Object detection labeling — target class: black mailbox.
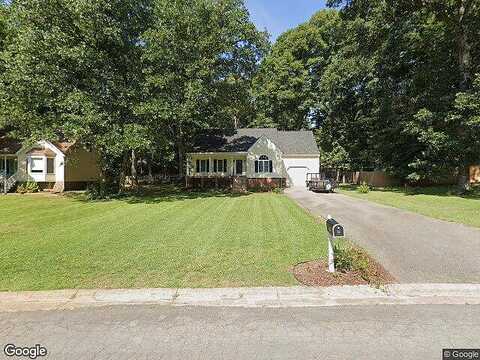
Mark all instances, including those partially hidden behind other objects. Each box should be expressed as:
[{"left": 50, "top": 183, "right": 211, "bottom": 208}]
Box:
[{"left": 326, "top": 218, "right": 345, "bottom": 238}]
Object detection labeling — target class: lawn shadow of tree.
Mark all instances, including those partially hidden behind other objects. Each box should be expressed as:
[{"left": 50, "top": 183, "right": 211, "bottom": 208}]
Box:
[{"left": 67, "top": 184, "right": 253, "bottom": 204}]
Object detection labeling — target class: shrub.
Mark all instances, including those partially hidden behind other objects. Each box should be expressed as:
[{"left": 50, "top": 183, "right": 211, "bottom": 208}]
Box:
[
  {"left": 357, "top": 181, "right": 370, "bottom": 194},
  {"left": 16, "top": 181, "right": 39, "bottom": 194},
  {"left": 334, "top": 243, "right": 370, "bottom": 276},
  {"left": 86, "top": 182, "right": 117, "bottom": 200}
]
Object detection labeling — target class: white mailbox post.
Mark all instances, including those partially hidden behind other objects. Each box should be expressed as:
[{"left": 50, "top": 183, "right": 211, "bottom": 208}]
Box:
[{"left": 325, "top": 215, "right": 345, "bottom": 273}]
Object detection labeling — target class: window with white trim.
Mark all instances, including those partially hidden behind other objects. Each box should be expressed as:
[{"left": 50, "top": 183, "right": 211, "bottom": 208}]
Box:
[
  {"left": 30, "top": 157, "right": 44, "bottom": 173},
  {"left": 255, "top": 155, "right": 273, "bottom": 173},
  {"left": 196, "top": 159, "right": 210, "bottom": 173},
  {"left": 47, "top": 158, "right": 55, "bottom": 174},
  {"left": 214, "top": 159, "right": 227, "bottom": 173}
]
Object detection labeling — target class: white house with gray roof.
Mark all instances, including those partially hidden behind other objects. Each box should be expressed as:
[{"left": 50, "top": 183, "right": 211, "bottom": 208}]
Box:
[{"left": 186, "top": 128, "right": 320, "bottom": 189}]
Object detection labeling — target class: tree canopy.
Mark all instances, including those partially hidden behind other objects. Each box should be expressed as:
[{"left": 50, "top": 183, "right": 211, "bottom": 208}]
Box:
[
  {"left": 1, "top": 0, "right": 478, "bottom": 186},
  {"left": 252, "top": 1, "right": 480, "bottom": 183},
  {"left": 0, "top": 0, "right": 268, "bottom": 185}
]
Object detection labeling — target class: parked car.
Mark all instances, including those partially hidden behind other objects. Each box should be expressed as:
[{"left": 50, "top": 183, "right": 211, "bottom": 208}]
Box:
[{"left": 306, "top": 173, "right": 337, "bottom": 193}]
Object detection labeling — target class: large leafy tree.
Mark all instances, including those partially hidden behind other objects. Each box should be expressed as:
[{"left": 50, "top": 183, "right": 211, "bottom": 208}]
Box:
[
  {"left": 256, "top": 1, "right": 480, "bottom": 183},
  {"left": 252, "top": 10, "right": 341, "bottom": 130},
  {"left": 0, "top": 0, "right": 152, "bottom": 185},
  {"left": 0, "top": 1, "right": 8, "bottom": 53},
  {"left": 324, "top": 0, "right": 480, "bottom": 184},
  {"left": 139, "top": 0, "right": 268, "bottom": 175},
  {"left": 0, "top": 0, "right": 12, "bottom": 129}
]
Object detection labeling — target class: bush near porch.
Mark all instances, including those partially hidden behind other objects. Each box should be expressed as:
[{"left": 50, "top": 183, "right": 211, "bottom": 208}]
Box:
[{"left": 0, "top": 188, "right": 327, "bottom": 291}]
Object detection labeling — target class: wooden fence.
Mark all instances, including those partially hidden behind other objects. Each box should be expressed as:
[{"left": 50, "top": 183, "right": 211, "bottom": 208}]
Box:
[{"left": 320, "top": 168, "right": 400, "bottom": 187}]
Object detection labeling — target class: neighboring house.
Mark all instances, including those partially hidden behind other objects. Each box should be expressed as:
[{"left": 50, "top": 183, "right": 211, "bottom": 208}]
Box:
[
  {"left": 471, "top": 165, "right": 480, "bottom": 184},
  {"left": 187, "top": 128, "right": 320, "bottom": 190},
  {"left": 0, "top": 133, "right": 101, "bottom": 193}
]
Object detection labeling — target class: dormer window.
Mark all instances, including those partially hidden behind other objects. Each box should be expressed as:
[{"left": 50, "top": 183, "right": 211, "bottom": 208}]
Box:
[{"left": 255, "top": 155, "right": 273, "bottom": 173}]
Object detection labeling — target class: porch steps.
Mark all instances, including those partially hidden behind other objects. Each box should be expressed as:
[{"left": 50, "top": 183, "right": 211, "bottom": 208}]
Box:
[{"left": 1, "top": 173, "right": 17, "bottom": 194}]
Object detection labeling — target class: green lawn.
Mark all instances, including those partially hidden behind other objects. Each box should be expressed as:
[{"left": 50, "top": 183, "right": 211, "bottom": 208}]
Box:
[
  {"left": 339, "top": 185, "right": 480, "bottom": 228},
  {"left": 0, "top": 189, "right": 326, "bottom": 291}
]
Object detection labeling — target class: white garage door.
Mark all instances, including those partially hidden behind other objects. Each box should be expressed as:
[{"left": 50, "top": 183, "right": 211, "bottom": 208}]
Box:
[{"left": 287, "top": 166, "right": 308, "bottom": 187}]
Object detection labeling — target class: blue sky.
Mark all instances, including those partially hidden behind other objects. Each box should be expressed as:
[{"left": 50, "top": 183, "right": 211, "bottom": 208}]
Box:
[{"left": 244, "top": 0, "right": 328, "bottom": 41}]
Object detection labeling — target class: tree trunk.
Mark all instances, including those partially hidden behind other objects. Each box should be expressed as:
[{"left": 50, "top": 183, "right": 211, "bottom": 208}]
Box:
[
  {"left": 177, "top": 126, "right": 185, "bottom": 177},
  {"left": 457, "top": 165, "right": 471, "bottom": 193},
  {"left": 118, "top": 152, "right": 129, "bottom": 193},
  {"left": 131, "top": 149, "right": 138, "bottom": 190},
  {"left": 457, "top": 0, "right": 472, "bottom": 91},
  {"left": 455, "top": 0, "right": 472, "bottom": 193},
  {"left": 147, "top": 158, "right": 153, "bottom": 184}
]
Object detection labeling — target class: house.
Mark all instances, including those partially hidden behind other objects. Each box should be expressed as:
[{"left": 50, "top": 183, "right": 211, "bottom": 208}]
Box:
[
  {"left": 471, "top": 165, "right": 480, "bottom": 184},
  {"left": 186, "top": 128, "right": 320, "bottom": 190},
  {"left": 0, "top": 132, "right": 101, "bottom": 194}
]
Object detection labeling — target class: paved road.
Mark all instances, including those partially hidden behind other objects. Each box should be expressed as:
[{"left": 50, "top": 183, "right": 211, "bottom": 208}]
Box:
[
  {"left": 1, "top": 304, "right": 479, "bottom": 360},
  {"left": 286, "top": 187, "right": 480, "bottom": 283}
]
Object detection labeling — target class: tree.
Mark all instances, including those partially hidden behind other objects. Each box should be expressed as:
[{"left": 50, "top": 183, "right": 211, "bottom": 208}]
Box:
[
  {"left": 0, "top": 0, "right": 153, "bottom": 187},
  {"left": 252, "top": 10, "right": 341, "bottom": 130},
  {"left": 321, "top": 0, "right": 480, "bottom": 185},
  {"left": 139, "top": 0, "right": 268, "bottom": 175},
  {"left": 0, "top": 0, "right": 12, "bottom": 129}
]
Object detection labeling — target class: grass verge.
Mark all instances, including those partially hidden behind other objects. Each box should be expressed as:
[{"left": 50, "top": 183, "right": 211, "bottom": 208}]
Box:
[{"left": 339, "top": 185, "right": 480, "bottom": 228}]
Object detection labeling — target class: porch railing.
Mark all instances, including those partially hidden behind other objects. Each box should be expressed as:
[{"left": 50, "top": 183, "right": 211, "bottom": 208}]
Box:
[{"left": 0, "top": 171, "right": 17, "bottom": 194}]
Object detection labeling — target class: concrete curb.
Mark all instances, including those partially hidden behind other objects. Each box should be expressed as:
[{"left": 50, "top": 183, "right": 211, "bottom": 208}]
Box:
[{"left": 1, "top": 284, "right": 480, "bottom": 312}]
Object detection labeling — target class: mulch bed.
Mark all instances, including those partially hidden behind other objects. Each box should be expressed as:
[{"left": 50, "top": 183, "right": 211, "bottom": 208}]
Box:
[{"left": 292, "top": 258, "right": 396, "bottom": 287}]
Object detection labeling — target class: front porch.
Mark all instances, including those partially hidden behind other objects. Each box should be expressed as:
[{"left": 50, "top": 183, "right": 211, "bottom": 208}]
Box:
[
  {"left": 1, "top": 155, "right": 18, "bottom": 194},
  {"left": 185, "top": 152, "right": 286, "bottom": 192},
  {"left": 186, "top": 154, "right": 248, "bottom": 191},
  {"left": 186, "top": 175, "right": 286, "bottom": 192}
]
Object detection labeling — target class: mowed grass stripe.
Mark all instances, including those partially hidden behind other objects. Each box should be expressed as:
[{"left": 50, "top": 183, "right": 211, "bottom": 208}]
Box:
[{"left": 0, "top": 191, "right": 327, "bottom": 291}]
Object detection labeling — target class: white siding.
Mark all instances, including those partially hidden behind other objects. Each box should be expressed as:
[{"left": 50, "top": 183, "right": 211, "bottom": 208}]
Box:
[
  {"left": 246, "top": 136, "right": 286, "bottom": 179},
  {"left": 15, "top": 141, "right": 65, "bottom": 183}
]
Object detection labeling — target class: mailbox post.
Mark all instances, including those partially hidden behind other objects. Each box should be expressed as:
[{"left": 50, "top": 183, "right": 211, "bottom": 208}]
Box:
[{"left": 325, "top": 215, "right": 345, "bottom": 273}]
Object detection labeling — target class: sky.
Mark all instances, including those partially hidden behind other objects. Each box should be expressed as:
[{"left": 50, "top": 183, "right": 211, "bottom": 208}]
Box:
[{"left": 244, "top": 0, "right": 328, "bottom": 41}]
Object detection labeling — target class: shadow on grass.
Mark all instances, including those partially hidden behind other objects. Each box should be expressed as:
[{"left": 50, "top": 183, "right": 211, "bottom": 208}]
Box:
[
  {"left": 339, "top": 184, "right": 480, "bottom": 200},
  {"left": 66, "top": 184, "right": 253, "bottom": 204}
]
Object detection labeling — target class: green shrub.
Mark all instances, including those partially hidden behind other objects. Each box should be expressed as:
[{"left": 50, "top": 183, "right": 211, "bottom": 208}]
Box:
[
  {"left": 86, "top": 182, "right": 117, "bottom": 200},
  {"left": 16, "top": 181, "right": 39, "bottom": 194},
  {"left": 334, "top": 243, "right": 370, "bottom": 275},
  {"left": 357, "top": 182, "right": 370, "bottom": 194}
]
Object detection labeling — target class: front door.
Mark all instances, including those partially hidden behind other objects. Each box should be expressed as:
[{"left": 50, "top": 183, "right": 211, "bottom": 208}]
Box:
[{"left": 235, "top": 160, "right": 243, "bottom": 175}]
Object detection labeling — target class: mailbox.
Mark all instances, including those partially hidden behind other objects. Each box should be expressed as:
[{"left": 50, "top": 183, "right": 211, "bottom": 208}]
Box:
[
  {"left": 326, "top": 218, "right": 345, "bottom": 238},
  {"left": 325, "top": 216, "right": 345, "bottom": 273}
]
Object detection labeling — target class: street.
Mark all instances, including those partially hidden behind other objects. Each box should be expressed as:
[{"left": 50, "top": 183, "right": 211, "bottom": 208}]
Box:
[{"left": 2, "top": 304, "right": 479, "bottom": 360}]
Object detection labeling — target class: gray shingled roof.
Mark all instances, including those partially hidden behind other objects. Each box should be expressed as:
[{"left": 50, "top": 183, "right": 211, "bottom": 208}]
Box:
[{"left": 192, "top": 128, "right": 320, "bottom": 155}]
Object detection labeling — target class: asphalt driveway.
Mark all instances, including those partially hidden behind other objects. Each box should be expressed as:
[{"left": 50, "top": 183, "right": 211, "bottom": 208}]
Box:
[{"left": 286, "top": 187, "right": 480, "bottom": 283}]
